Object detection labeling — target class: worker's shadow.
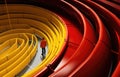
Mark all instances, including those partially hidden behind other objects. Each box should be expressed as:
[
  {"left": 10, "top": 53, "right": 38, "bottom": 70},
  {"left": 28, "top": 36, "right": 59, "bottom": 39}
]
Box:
[{"left": 41, "top": 54, "right": 45, "bottom": 60}]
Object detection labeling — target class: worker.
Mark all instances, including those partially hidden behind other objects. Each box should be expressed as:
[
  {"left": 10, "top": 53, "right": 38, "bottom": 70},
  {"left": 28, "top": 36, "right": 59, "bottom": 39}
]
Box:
[{"left": 40, "top": 38, "right": 47, "bottom": 58}]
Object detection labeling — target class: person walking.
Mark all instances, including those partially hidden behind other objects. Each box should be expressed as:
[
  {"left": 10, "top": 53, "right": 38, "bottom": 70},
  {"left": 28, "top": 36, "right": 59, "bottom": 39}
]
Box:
[{"left": 40, "top": 38, "right": 47, "bottom": 58}]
